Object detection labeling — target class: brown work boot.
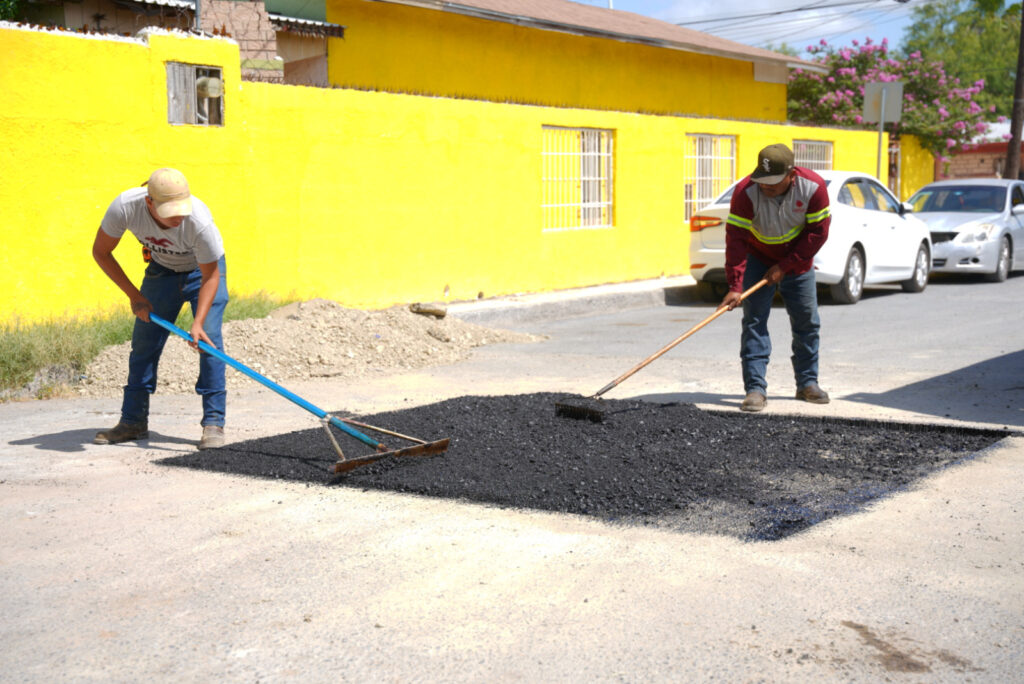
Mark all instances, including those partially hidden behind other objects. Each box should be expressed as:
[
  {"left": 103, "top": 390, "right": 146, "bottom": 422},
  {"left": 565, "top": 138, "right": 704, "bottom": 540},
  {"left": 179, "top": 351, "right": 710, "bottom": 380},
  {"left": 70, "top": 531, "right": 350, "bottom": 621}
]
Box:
[
  {"left": 740, "top": 391, "right": 767, "bottom": 412},
  {"left": 198, "top": 425, "right": 225, "bottom": 450},
  {"left": 94, "top": 422, "right": 149, "bottom": 445},
  {"left": 795, "top": 383, "right": 830, "bottom": 404}
]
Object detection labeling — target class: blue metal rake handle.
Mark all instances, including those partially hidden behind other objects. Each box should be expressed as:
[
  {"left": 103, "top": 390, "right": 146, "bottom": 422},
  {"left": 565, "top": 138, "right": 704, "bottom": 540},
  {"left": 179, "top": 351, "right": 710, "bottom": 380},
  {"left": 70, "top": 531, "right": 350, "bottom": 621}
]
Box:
[{"left": 148, "top": 313, "right": 384, "bottom": 451}]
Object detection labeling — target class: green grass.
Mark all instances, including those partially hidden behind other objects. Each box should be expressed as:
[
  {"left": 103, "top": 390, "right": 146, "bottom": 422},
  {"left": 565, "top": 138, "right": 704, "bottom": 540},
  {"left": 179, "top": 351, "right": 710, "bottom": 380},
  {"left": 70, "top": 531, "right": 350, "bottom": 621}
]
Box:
[{"left": 0, "top": 291, "right": 296, "bottom": 399}]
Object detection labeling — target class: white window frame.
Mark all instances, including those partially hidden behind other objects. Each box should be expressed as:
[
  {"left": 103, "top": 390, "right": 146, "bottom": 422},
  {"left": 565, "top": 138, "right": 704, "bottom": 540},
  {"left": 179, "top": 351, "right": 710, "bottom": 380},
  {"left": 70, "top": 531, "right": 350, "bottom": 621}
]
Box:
[
  {"left": 683, "top": 134, "right": 735, "bottom": 220},
  {"left": 542, "top": 126, "right": 614, "bottom": 231},
  {"left": 793, "top": 139, "right": 833, "bottom": 171},
  {"left": 167, "top": 62, "right": 224, "bottom": 126}
]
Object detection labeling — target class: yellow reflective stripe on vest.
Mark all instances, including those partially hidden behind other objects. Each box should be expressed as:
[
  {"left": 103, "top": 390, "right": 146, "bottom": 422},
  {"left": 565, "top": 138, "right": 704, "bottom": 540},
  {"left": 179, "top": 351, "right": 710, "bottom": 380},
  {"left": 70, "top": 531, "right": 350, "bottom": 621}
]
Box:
[
  {"left": 730, "top": 213, "right": 804, "bottom": 244},
  {"left": 748, "top": 223, "right": 805, "bottom": 245},
  {"left": 727, "top": 213, "right": 752, "bottom": 229},
  {"left": 806, "top": 206, "right": 831, "bottom": 223}
]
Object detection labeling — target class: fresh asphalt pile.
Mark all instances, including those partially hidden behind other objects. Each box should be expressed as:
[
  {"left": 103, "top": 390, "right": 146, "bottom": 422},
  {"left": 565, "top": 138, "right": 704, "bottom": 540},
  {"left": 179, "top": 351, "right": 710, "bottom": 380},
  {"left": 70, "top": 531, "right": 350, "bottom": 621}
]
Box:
[{"left": 158, "top": 392, "right": 1009, "bottom": 540}]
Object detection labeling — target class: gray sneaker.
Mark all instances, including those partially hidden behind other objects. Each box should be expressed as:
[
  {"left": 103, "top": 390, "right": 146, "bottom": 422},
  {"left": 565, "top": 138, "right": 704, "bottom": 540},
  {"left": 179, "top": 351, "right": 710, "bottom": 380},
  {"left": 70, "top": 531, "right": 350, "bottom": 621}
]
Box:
[
  {"left": 94, "top": 422, "right": 149, "bottom": 445},
  {"left": 198, "top": 425, "right": 225, "bottom": 450},
  {"left": 740, "top": 391, "right": 767, "bottom": 412}
]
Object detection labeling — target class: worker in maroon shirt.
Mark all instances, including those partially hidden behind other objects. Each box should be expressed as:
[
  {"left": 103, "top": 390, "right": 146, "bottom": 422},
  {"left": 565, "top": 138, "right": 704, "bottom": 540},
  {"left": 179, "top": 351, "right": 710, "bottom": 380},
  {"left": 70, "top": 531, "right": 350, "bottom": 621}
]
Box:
[{"left": 720, "top": 144, "right": 831, "bottom": 412}]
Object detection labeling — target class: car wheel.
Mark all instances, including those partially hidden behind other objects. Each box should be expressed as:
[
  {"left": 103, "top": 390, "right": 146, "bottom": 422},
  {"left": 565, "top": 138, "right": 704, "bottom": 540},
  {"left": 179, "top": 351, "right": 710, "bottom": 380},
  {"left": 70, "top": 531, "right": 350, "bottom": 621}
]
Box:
[
  {"left": 696, "top": 280, "right": 729, "bottom": 303},
  {"left": 830, "top": 247, "right": 864, "bottom": 304},
  {"left": 984, "top": 235, "right": 1011, "bottom": 282},
  {"left": 901, "top": 243, "right": 929, "bottom": 293}
]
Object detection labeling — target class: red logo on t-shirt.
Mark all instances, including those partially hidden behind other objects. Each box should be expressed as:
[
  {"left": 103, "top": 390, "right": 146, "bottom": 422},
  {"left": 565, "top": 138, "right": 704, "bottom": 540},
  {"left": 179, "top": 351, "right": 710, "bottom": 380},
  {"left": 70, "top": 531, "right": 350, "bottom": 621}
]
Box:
[
  {"left": 145, "top": 237, "right": 173, "bottom": 247},
  {"left": 796, "top": 200, "right": 805, "bottom": 208}
]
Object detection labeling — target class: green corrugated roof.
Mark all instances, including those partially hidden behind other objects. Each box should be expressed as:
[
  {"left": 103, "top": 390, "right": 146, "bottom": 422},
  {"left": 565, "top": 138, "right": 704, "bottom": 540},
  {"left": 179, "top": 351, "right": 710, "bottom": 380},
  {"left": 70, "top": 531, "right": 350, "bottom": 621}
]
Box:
[{"left": 263, "top": 0, "right": 324, "bottom": 22}]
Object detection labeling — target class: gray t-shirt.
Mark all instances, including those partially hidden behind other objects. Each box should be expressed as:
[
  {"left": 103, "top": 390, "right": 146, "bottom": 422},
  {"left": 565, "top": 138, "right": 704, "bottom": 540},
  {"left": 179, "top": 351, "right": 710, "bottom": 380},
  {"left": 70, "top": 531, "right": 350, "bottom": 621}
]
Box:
[{"left": 100, "top": 187, "right": 225, "bottom": 272}]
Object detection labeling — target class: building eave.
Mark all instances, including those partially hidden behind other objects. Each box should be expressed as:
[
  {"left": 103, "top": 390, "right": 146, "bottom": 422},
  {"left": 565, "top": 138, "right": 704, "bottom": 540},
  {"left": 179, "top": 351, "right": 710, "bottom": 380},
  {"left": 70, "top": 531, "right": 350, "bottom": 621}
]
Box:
[{"left": 267, "top": 12, "right": 346, "bottom": 38}]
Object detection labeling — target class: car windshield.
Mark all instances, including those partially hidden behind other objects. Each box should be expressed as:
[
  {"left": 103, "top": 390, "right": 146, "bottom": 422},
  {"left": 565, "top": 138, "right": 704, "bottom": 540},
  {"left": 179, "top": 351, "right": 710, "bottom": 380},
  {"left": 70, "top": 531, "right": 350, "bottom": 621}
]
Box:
[
  {"left": 909, "top": 185, "right": 1006, "bottom": 213},
  {"left": 714, "top": 185, "right": 736, "bottom": 204}
]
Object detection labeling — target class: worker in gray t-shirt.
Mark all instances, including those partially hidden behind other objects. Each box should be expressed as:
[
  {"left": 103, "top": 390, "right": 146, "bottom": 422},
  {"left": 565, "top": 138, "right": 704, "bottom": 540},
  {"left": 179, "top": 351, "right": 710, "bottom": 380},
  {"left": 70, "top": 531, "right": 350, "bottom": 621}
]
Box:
[{"left": 91, "top": 168, "right": 229, "bottom": 450}]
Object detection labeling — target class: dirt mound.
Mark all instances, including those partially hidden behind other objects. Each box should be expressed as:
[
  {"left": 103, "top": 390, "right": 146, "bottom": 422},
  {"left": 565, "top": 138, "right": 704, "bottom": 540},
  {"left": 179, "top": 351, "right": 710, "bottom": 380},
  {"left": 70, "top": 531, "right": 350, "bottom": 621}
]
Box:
[{"left": 75, "top": 299, "right": 541, "bottom": 398}]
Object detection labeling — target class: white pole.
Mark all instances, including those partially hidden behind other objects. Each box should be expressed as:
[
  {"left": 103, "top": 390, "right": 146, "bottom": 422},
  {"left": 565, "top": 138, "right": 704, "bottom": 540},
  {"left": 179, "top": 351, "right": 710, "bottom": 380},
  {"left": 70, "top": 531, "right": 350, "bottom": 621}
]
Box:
[{"left": 876, "top": 87, "right": 887, "bottom": 179}]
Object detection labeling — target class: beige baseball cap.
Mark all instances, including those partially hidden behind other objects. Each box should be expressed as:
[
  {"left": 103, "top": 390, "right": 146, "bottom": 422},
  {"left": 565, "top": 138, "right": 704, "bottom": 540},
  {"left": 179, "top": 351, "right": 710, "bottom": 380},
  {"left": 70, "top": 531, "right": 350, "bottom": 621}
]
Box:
[{"left": 147, "top": 168, "right": 193, "bottom": 218}]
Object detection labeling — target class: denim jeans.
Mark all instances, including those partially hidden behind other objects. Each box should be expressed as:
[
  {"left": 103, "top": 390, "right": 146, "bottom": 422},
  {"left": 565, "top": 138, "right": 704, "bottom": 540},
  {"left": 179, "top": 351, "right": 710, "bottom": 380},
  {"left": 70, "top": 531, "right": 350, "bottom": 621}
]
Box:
[
  {"left": 120, "top": 257, "right": 228, "bottom": 427},
  {"left": 740, "top": 254, "right": 820, "bottom": 395}
]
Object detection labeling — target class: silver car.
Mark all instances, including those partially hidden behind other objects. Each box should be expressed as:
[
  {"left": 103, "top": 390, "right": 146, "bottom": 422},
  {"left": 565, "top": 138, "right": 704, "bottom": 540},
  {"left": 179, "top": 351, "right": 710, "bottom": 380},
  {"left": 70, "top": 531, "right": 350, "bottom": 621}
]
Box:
[
  {"left": 688, "top": 170, "right": 932, "bottom": 304},
  {"left": 906, "top": 178, "right": 1024, "bottom": 282}
]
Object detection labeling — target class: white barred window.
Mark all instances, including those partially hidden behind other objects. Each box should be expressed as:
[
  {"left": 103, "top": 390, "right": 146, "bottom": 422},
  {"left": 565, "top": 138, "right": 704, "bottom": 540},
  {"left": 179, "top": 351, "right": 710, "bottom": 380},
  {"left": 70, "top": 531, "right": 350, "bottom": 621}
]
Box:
[
  {"left": 542, "top": 126, "right": 614, "bottom": 231},
  {"left": 793, "top": 140, "right": 833, "bottom": 171},
  {"left": 683, "top": 134, "right": 735, "bottom": 220}
]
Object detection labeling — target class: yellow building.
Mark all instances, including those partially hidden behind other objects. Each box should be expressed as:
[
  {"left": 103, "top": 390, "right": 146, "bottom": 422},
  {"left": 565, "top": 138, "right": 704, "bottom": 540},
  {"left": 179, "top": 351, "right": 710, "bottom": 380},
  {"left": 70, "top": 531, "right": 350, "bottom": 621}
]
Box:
[{"left": 0, "top": 1, "right": 927, "bottom": 323}]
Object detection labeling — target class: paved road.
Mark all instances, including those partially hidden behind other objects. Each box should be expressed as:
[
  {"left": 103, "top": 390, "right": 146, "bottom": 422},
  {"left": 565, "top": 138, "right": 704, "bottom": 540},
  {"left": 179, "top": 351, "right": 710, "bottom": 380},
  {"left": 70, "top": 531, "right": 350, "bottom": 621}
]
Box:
[
  {"left": 1, "top": 274, "right": 1022, "bottom": 682},
  {"left": 469, "top": 273, "right": 1024, "bottom": 430}
]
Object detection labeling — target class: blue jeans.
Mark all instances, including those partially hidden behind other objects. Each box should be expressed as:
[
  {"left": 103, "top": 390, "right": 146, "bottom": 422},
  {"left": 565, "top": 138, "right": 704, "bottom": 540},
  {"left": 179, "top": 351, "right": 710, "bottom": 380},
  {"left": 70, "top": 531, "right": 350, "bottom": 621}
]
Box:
[
  {"left": 120, "top": 257, "right": 228, "bottom": 427},
  {"left": 740, "top": 254, "right": 821, "bottom": 395}
]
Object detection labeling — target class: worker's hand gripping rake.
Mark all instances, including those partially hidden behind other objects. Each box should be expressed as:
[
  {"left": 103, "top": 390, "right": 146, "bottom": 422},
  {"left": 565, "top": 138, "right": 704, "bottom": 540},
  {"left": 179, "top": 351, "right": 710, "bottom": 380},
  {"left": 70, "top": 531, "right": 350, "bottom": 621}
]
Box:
[{"left": 149, "top": 313, "right": 450, "bottom": 473}]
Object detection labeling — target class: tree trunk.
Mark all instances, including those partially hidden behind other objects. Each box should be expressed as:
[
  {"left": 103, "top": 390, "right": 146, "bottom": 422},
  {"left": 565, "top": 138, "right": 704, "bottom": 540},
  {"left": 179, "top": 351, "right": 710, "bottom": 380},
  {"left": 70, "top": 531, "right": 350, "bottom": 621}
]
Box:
[{"left": 1006, "top": 2, "right": 1024, "bottom": 179}]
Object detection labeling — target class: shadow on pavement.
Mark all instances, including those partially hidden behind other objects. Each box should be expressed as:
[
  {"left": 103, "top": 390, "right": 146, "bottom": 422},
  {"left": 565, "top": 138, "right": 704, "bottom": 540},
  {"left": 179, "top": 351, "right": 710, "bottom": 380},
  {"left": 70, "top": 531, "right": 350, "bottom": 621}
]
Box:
[
  {"left": 842, "top": 349, "right": 1024, "bottom": 428},
  {"left": 9, "top": 430, "right": 197, "bottom": 453},
  {"left": 635, "top": 350, "right": 1024, "bottom": 429},
  {"left": 635, "top": 391, "right": 742, "bottom": 411}
]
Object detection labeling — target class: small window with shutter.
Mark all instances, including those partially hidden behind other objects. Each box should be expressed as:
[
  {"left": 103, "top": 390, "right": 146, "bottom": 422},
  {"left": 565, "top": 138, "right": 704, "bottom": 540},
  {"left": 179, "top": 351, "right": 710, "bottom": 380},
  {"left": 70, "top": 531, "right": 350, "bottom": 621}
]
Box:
[{"left": 166, "top": 63, "right": 224, "bottom": 126}]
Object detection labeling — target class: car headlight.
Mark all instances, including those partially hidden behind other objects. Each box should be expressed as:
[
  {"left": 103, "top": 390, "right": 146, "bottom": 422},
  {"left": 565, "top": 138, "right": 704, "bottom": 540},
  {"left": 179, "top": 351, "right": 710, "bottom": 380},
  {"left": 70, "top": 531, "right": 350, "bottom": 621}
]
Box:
[{"left": 959, "top": 223, "right": 998, "bottom": 243}]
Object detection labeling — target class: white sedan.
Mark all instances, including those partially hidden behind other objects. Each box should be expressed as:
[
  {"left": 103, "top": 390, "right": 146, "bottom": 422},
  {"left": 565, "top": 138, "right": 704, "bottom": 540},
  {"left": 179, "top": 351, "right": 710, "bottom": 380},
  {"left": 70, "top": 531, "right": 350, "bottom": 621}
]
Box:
[
  {"left": 907, "top": 178, "right": 1024, "bottom": 282},
  {"left": 688, "top": 170, "right": 932, "bottom": 304}
]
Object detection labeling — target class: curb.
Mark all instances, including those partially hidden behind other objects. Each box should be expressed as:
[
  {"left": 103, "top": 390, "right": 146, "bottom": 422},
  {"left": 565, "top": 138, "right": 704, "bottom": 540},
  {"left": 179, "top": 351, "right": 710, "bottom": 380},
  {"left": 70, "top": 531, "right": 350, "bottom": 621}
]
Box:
[{"left": 445, "top": 276, "right": 699, "bottom": 327}]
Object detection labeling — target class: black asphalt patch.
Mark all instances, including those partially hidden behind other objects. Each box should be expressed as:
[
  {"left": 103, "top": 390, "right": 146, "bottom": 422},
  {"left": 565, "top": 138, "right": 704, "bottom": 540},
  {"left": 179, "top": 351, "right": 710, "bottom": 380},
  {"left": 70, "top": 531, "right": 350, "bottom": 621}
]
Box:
[{"left": 157, "top": 392, "right": 1010, "bottom": 540}]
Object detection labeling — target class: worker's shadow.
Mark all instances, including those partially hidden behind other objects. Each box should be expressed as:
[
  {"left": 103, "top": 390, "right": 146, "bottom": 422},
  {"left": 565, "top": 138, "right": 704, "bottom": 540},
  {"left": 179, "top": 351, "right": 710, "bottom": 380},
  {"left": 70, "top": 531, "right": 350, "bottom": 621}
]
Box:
[
  {"left": 634, "top": 391, "right": 740, "bottom": 411},
  {"left": 9, "top": 430, "right": 196, "bottom": 453},
  {"left": 632, "top": 349, "right": 1024, "bottom": 428}
]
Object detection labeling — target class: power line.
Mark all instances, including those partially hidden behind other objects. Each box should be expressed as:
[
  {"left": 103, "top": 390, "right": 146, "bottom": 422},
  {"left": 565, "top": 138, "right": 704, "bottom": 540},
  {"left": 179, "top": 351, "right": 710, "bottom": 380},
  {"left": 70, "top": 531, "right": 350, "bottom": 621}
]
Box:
[
  {"left": 670, "top": 0, "right": 932, "bottom": 49},
  {"left": 724, "top": 1, "right": 908, "bottom": 44},
  {"left": 675, "top": 0, "right": 893, "bottom": 28}
]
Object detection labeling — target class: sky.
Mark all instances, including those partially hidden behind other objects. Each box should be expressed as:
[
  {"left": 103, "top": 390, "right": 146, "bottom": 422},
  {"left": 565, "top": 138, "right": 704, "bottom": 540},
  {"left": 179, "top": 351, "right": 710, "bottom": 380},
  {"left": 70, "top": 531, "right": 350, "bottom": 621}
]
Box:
[{"left": 573, "top": 0, "right": 947, "bottom": 56}]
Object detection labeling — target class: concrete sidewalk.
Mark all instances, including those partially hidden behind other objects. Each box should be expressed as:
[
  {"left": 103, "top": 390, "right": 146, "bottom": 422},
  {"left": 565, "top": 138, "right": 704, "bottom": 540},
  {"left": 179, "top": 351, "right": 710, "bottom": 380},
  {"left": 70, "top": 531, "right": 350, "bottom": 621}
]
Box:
[
  {"left": 2, "top": 278, "right": 1022, "bottom": 683},
  {"left": 446, "top": 275, "right": 698, "bottom": 326}
]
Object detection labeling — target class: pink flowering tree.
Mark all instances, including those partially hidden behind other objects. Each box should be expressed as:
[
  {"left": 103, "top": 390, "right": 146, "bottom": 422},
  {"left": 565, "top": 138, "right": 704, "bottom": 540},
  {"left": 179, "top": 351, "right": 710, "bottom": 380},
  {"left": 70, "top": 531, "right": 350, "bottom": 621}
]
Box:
[{"left": 788, "top": 37, "right": 996, "bottom": 161}]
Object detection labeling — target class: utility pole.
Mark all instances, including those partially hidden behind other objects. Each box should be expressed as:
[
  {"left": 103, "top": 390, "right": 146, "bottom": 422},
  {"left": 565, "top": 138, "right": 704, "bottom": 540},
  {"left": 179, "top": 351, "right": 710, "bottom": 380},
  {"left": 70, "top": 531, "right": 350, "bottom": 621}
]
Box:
[{"left": 1006, "top": 2, "right": 1024, "bottom": 179}]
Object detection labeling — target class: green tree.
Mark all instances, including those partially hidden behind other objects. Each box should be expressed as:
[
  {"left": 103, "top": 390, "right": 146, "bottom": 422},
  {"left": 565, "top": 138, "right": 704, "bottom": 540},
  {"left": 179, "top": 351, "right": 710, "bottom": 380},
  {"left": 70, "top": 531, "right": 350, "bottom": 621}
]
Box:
[
  {"left": 0, "top": 0, "right": 22, "bottom": 21},
  {"left": 763, "top": 43, "right": 800, "bottom": 58},
  {"left": 901, "top": 0, "right": 1021, "bottom": 118},
  {"left": 788, "top": 38, "right": 992, "bottom": 159}
]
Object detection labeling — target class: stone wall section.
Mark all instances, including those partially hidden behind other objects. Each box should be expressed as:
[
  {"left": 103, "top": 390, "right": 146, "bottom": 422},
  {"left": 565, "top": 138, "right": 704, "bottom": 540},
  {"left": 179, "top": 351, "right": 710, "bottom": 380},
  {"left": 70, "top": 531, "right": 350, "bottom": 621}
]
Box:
[{"left": 201, "top": 0, "right": 282, "bottom": 82}]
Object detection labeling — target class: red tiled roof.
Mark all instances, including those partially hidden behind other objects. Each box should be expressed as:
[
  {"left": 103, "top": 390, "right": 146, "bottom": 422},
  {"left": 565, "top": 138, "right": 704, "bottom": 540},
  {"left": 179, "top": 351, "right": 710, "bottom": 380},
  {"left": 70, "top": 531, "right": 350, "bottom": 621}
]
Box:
[{"left": 372, "top": 0, "right": 821, "bottom": 70}]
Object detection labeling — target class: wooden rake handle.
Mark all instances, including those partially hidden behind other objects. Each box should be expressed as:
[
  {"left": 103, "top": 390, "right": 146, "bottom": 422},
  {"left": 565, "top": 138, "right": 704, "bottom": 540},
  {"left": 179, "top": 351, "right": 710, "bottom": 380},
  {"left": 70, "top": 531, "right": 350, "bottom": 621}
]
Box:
[{"left": 593, "top": 278, "right": 770, "bottom": 399}]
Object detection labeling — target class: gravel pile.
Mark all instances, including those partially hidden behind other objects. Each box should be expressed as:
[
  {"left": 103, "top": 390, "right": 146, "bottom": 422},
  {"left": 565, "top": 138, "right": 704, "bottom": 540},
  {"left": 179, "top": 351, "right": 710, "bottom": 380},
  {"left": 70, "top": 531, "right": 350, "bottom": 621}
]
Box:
[{"left": 75, "top": 299, "right": 541, "bottom": 398}]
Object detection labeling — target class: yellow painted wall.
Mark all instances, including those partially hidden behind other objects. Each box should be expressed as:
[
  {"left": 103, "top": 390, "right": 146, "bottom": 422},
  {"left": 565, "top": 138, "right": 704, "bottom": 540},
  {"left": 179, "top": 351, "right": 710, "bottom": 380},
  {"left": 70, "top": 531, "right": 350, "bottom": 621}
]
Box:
[
  {"left": 324, "top": 0, "right": 788, "bottom": 122},
  {"left": 898, "top": 134, "right": 935, "bottom": 200},
  {"left": 1, "top": 26, "right": 913, "bottom": 324},
  {"left": 1, "top": 28, "right": 242, "bottom": 323}
]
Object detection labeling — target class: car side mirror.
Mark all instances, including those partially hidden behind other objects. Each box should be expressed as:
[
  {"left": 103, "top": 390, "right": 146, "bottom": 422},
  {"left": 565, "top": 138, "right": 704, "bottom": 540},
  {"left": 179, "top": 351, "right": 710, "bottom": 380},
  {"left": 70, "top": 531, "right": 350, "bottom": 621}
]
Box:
[
  {"left": 1012, "top": 203, "right": 1024, "bottom": 215},
  {"left": 899, "top": 201, "right": 914, "bottom": 215}
]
